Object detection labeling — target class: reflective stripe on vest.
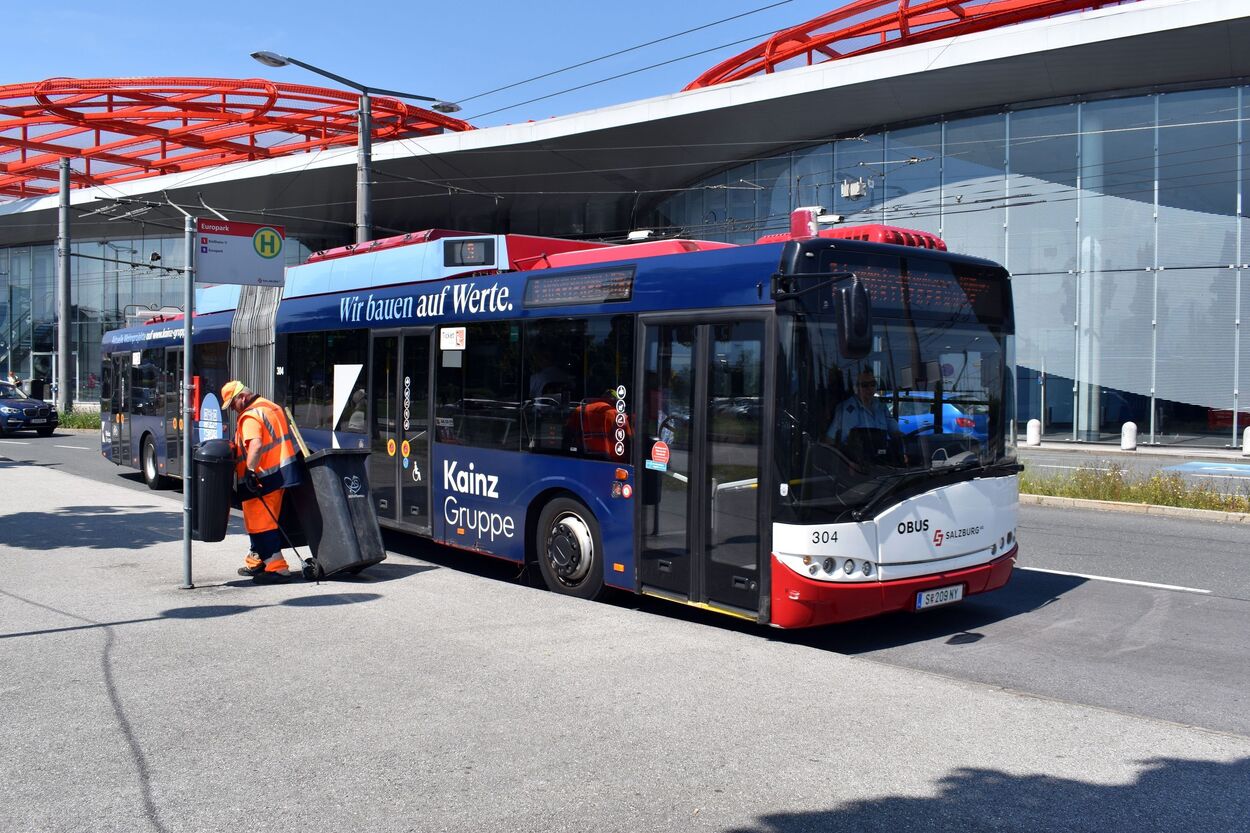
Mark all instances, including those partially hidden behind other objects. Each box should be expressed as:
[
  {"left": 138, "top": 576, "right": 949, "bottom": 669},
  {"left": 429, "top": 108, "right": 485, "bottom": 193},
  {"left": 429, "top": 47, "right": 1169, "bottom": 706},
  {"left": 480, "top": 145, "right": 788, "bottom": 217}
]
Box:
[{"left": 237, "top": 397, "right": 302, "bottom": 493}]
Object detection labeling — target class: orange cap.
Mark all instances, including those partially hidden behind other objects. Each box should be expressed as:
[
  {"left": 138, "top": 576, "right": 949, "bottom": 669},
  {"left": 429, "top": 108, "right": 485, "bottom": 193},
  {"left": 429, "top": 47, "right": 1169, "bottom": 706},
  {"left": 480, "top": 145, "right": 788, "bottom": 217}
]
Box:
[{"left": 220, "top": 380, "right": 248, "bottom": 403}]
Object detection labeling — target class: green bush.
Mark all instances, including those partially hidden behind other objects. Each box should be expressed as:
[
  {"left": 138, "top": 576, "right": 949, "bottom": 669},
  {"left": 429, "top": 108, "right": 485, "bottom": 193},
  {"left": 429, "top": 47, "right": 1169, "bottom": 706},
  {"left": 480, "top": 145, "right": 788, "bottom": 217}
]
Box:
[
  {"left": 1021, "top": 463, "right": 1250, "bottom": 513},
  {"left": 57, "top": 410, "right": 102, "bottom": 429}
]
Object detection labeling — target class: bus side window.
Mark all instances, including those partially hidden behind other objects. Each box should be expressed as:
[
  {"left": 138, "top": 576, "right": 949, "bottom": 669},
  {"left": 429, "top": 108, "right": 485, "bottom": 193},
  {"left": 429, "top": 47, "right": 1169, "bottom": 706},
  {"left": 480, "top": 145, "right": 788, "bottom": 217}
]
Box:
[{"left": 435, "top": 322, "right": 520, "bottom": 451}]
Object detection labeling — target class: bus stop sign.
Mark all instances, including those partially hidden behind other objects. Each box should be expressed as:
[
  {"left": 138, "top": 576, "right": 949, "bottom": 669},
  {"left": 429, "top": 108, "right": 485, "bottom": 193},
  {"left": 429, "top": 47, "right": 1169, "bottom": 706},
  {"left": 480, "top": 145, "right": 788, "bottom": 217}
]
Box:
[{"left": 195, "top": 219, "right": 285, "bottom": 286}]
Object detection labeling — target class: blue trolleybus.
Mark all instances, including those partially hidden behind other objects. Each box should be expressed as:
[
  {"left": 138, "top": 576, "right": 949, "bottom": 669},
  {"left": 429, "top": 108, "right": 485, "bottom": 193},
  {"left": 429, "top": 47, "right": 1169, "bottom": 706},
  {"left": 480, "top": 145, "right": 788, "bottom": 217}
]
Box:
[{"left": 102, "top": 211, "right": 1019, "bottom": 627}]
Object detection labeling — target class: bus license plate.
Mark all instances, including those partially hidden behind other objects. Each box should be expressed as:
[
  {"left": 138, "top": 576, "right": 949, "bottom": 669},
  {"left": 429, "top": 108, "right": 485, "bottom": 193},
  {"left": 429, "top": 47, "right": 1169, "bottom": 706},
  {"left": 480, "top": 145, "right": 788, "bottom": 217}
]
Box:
[
  {"left": 916, "top": 584, "right": 963, "bottom": 610},
  {"left": 30, "top": 418, "right": 46, "bottom": 424}
]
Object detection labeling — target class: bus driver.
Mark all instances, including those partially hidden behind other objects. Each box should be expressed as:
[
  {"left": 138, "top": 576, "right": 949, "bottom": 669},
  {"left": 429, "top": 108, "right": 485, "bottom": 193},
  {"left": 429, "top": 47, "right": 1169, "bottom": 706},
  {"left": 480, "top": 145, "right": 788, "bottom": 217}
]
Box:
[{"left": 825, "top": 368, "right": 906, "bottom": 465}]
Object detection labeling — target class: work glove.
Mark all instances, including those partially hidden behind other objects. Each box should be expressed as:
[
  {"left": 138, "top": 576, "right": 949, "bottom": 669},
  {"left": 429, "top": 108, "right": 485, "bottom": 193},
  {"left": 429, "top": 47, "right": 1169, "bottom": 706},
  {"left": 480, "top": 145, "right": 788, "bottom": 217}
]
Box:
[{"left": 244, "top": 470, "right": 262, "bottom": 494}]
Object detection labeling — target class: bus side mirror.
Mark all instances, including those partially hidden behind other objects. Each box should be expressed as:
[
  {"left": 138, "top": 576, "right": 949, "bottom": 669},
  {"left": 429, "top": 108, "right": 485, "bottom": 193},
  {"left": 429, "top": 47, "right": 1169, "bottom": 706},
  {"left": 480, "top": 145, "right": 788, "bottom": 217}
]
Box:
[{"left": 837, "top": 279, "right": 873, "bottom": 359}]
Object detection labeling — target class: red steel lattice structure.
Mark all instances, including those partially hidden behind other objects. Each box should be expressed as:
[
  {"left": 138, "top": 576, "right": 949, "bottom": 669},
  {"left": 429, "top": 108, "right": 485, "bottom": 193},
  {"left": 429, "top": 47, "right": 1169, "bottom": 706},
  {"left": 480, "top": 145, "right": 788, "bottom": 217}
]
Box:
[
  {"left": 0, "top": 77, "right": 473, "bottom": 199},
  {"left": 686, "top": 0, "right": 1140, "bottom": 90}
]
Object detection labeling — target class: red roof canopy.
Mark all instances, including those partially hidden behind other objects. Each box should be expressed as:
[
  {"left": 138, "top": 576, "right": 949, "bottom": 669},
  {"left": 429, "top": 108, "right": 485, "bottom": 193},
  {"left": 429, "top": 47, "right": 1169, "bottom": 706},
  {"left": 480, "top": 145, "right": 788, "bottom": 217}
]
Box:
[
  {"left": 686, "top": 0, "right": 1139, "bottom": 90},
  {"left": 0, "top": 77, "right": 473, "bottom": 199}
]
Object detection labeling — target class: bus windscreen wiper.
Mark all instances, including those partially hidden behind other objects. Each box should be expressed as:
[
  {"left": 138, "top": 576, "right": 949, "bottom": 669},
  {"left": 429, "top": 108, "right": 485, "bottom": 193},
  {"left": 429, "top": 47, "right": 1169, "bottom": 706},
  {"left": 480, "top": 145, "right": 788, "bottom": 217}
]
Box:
[{"left": 851, "top": 468, "right": 926, "bottom": 522}]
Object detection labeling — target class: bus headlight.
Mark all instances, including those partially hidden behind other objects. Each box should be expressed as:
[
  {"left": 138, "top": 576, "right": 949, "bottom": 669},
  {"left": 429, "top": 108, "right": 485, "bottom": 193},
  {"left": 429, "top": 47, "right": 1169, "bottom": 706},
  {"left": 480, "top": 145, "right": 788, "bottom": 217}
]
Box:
[
  {"left": 822, "top": 558, "right": 835, "bottom": 574},
  {"left": 843, "top": 559, "right": 855, "bottom": 574},
  {"left": 862, "top": 561, "right": 873, "bottom": 576}
]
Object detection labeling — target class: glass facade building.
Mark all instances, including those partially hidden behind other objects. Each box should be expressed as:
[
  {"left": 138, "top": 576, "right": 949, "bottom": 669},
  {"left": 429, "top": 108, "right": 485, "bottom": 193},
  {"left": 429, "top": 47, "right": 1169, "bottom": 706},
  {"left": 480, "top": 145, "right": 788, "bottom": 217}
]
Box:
[
  {"left": 0, "top": 235, "right": 311, "bottom": 403},
  {"left": 645, "top": 84, "right": 1250, "bottom": 447}
]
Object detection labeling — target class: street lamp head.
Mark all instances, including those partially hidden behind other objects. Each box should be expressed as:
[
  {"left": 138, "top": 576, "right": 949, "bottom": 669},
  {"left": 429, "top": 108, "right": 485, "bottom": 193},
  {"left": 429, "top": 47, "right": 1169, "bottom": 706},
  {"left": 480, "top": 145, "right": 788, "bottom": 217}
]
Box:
[
  {"left": 431, "top": 101, "right": 462, "bottom": 114},
  {"left": 250, "top": 51, "right": 290, "bottom": 68}
]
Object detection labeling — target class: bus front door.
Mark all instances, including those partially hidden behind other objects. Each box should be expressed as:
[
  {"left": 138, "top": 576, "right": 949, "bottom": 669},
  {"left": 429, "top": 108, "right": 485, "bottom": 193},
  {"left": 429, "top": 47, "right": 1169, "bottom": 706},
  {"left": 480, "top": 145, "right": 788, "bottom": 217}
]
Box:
[
  {"left": 164, "top": 348, "right": 183, "bottom": 477},
  {"left": 638, "top": 317, "right": 769, "bottom": 617},
  {"left": 369, "top": 329, "right": 431, "bottom": 534},
  {"left": 110, "top": 354, "right": 131, "bottom": 464}
]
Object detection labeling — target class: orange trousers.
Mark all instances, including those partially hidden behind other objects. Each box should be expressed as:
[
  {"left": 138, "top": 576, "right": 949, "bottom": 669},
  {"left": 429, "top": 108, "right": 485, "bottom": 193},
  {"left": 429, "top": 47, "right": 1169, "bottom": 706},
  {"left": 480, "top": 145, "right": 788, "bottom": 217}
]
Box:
[{"left": 242, "top": 488, "right": 284, "bottom": 534}]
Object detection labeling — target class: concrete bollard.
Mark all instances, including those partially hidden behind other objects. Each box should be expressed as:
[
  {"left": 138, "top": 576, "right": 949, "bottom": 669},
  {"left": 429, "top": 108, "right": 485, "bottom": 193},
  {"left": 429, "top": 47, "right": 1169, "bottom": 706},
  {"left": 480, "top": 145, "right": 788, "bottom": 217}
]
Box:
[
  {"left": 1120, "top": 421, "right": 1137, "bottom": 451},
  {"left": 1243, "top": 426, "right": 1250, "bottom": 456},
  {"left": 1026, "top": 419, "right": 1041, "bottom": 446}
]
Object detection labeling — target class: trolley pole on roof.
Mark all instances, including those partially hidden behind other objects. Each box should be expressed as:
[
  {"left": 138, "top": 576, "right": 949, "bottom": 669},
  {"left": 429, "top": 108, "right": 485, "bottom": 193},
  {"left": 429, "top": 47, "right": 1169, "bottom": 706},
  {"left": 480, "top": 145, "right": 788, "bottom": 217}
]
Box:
[{"left": 248, "top": 51, "right": 461, "bottom": 245}]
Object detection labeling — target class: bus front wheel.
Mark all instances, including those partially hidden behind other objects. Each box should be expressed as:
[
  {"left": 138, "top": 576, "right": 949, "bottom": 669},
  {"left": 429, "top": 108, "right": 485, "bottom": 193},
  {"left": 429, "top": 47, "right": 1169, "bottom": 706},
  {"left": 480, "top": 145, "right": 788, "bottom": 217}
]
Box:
[
  {"left": 141, "top": 435, "right": 169, "bottom": 490},
  {"left": 535, "top": 497, "right": 605, "bottom": 600}
]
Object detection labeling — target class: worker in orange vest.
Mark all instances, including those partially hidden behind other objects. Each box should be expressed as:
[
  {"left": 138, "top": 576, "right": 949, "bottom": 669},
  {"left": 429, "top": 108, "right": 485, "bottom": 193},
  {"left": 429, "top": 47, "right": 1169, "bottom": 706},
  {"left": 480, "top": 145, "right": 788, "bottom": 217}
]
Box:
[{"left": 221, "top": 380, "right": 303, "bottom": 582}]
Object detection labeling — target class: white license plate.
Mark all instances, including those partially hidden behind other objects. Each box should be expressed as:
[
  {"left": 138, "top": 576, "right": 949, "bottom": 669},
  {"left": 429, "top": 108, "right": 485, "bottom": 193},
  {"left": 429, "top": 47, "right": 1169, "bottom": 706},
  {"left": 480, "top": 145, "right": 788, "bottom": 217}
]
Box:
[
  {"left": 916, "top": 584, "right": 963, "bottom": 610},
  {"left": 30, "top": 418, "right": 46, "bottom": 424}
]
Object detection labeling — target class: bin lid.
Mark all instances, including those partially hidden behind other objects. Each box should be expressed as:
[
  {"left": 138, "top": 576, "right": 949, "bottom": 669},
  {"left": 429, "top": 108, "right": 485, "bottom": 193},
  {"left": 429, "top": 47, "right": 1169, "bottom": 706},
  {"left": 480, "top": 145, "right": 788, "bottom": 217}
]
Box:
[{"left": 193, "top": 437, "right": 236, "bottom": 461}]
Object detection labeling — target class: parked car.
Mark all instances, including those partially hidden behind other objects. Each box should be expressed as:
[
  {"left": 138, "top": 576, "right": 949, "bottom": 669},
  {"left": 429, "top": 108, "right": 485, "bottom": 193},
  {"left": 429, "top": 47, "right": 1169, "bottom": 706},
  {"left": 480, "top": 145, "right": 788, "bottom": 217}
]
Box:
[
  {"left": 884, "top": 390, "right": 987, "bottom": 441},
  {"left": 0, "top": 381, "right": 58, "bottom": 437}
]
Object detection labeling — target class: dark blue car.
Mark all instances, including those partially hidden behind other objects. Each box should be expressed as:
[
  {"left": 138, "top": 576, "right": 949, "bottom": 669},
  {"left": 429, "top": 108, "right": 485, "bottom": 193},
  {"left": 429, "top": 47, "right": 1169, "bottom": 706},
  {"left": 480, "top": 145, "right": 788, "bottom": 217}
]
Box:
[{"left": 0, "top": 381, "right": 58, "bottom": 437}]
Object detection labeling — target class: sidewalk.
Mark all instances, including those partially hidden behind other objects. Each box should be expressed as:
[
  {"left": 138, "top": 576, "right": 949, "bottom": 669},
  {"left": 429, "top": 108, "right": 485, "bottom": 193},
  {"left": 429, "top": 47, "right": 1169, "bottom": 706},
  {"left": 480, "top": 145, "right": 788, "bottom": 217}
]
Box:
[{"left": 2, "top": 456, "right": 1248, "bottom": 832}]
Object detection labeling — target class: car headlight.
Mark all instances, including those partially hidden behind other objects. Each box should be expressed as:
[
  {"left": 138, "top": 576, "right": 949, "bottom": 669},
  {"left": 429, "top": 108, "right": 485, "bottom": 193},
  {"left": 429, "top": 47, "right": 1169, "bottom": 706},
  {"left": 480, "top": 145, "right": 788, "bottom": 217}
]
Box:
[{"left": 0, "top": 406, "right": 20, "bottom": 414}]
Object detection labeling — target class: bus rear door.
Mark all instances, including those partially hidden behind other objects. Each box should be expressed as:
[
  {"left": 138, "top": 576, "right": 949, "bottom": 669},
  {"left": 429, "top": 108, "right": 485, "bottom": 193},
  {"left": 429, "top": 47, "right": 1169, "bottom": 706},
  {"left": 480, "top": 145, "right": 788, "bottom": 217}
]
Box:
[
  {"left": 108, "top": 353, "right": 131, "bottom": 464},
  {"left": 368, "top": 329, "right": 432, "bottom": 534},
  {"left": 638, "top": 315, "right": 770, "bottom": 618}
]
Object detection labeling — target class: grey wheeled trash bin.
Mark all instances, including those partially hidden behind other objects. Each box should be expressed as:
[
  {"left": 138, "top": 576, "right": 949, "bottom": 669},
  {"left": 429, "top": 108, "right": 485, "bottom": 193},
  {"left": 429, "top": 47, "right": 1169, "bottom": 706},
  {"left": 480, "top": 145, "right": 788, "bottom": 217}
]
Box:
[
  {"left": 292, "top": 447, "right": 386, "bottom": 578},
  {"left": 193, "top": 438, "right": 235, "bottom": 542}
]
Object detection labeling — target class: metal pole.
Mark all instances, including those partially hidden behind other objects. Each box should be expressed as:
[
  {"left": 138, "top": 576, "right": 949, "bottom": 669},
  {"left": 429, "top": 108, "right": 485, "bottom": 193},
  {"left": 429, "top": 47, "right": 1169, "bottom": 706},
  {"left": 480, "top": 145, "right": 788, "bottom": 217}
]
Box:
[
  {"left": 182, "top": 214, "right": 195, "bottom": 589},
  {"left": 357, "top": 91, "right": 372, "bottom": 244},
  {"left": 57, "top": 158, "right": 72, "bottom": 412}
]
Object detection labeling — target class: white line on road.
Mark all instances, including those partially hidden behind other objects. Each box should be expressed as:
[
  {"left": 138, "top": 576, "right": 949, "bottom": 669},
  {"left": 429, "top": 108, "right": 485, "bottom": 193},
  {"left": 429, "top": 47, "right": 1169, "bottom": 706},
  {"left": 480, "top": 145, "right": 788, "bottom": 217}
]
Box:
[
  {"left": 1019, "top": 566, "right": 1211, "bottom": 595},
  {"left": 0, "top": 440, "right": 30, "bottom": 445},
  {"left": 1028, "top": 464, "right": 1112, "bottom": 471},
  {"left": 54, "top": 445, "right": 88, "bottom": 450}
]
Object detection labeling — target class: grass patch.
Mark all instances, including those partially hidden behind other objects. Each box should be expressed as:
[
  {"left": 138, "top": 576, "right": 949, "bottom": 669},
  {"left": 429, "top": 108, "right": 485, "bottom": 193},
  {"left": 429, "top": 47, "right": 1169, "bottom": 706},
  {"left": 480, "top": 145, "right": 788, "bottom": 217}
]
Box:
[
  {"left": 1021, "top": 463, "right": 1250, "bottom": 513},
  {"left": 58, "top": 410, "right": 102, "bottom": 429}
]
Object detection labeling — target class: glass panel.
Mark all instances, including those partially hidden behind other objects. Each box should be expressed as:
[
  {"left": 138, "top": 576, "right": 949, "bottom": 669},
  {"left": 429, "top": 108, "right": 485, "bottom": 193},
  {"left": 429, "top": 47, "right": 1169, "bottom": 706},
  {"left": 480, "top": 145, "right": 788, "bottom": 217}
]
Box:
[
  {"left": 833, "top": 132, "right": 884, "bottom": 223},
  {"left": 944, "top": 114, "right": 1006, "bottom": 263},
  {"left": 1011, "top": 273, "right": 1078, "bottom": 436},
  {"left": 1155, "top": 268, "right": 1236, "bottom": 443},
  {"left": 755, "top": 156, "right": 792, "bottom": 238},
  {"left": 700, "top": 169, "right": 729, "bottom": 241},
  {"left": 435, "top": 322, "right": 521, "bottom": 450},
  {"left": 724, "top": 162, "right": 758, "bottom": 245},
  {"left": 640, "top": 323, "right": 696, "bottom": 592},
  {"left": 1008, "top": 104, "right": 1079, "bottom": 275},
  {"left": 792, "top": 144, "right": 833, "bottom": 213},
  {"left": 1157, "top": 88, "right": 1238, "bottom": 269},
  {"left": 1080, "top": 97, "right": 1155, "bottom": 272},
  {"left": 706, "top": 321, "right": 763, "bottom": 610},
  {"left": 1075, "top": 272, "right": 1153, "bottom": 440},
  {"left": 370, "top": 336, "right": 398, "bottom": 521},
  {"left": 883, "top": 125, "right": 943, "bottom": 236}
]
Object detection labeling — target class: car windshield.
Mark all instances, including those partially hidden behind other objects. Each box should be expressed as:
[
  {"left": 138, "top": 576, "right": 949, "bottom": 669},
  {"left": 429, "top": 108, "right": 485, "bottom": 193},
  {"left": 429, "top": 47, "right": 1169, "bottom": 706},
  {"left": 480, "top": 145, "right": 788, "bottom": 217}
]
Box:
[
  {"left": 0, "top": 382, "right": 19, "bottom": 399},
  {"left": 774, "top": 256, "right": 1016, "bottom": 525}
]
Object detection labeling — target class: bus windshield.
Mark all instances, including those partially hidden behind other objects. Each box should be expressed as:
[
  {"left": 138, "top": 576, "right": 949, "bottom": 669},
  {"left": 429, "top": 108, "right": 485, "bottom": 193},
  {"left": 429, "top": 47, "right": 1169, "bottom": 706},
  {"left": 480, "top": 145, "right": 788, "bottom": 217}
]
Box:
[{"left": 775, "top": 254, "right": 1015, "bottom": 525}]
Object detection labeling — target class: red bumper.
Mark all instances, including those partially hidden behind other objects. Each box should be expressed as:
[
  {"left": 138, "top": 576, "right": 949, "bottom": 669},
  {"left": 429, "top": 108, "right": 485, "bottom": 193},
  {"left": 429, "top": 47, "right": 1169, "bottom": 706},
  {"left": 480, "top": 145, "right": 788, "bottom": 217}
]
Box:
[{"left": 769, "top": 546, "right": 1017, "bottom": 629}]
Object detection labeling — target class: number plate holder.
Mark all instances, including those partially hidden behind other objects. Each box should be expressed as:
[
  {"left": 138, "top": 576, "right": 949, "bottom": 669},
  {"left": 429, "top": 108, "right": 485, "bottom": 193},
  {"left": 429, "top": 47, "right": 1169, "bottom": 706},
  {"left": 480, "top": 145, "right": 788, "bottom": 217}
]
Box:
[{"left": 916, "top": 584, "right": 963, "bottom": 610}]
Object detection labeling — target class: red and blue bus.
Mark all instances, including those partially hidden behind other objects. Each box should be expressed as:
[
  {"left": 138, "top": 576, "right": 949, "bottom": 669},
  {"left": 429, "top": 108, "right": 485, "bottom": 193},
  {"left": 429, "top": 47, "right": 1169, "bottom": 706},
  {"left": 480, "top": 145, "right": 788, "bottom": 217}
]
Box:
[{"left": 102, "top": 212, "right": 1018, "bottom": 627}]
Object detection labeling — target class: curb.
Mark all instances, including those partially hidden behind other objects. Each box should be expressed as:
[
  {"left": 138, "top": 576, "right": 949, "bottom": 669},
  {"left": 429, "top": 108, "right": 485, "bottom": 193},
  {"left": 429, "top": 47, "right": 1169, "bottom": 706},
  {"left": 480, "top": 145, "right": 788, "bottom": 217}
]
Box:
[{"left": 1020, "top": 493, "right": 1250, "bottom": 525}]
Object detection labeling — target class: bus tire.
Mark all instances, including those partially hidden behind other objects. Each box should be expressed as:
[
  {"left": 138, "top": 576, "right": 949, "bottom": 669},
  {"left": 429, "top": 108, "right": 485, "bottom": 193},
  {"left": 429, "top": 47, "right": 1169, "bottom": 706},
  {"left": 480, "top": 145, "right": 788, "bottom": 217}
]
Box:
[
  {"left": 141, "top": 435, "right": 169, "bottom": 490},
  {"left": 535, "top": 497, "right": 605, "bottom": 601}
]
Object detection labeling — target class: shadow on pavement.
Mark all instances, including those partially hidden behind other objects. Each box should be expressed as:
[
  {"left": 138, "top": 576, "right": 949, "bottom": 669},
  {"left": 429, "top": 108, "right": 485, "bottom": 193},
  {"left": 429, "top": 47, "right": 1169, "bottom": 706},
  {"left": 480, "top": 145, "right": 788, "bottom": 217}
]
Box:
[
  {"left": 726, "top": 758, "right": 1250, "bottom": 833},
  {"left": 0, "top": 505, "right": 180, "bottom": 550}
]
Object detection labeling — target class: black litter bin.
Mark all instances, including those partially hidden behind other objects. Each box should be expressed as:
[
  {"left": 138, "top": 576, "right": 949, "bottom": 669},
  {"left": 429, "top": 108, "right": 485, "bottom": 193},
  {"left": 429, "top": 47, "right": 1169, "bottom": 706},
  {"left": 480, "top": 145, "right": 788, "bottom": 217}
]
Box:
[
  {"left": 193, "top": 438, "right": 236, "bottom": 542},
  {"left": 291, "top": 447, "right": 386, "bottom": 578}
]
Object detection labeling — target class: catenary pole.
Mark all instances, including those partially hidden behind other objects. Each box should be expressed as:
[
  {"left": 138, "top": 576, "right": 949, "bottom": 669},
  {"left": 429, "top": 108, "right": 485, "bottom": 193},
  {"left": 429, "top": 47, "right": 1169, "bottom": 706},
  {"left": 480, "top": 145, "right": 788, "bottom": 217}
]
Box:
[
  {"left": 182, "top": 214, "right": 195, "bottom": 589},
  {"left": 56, "top": 159, "right": 72, "bottom": 411}
]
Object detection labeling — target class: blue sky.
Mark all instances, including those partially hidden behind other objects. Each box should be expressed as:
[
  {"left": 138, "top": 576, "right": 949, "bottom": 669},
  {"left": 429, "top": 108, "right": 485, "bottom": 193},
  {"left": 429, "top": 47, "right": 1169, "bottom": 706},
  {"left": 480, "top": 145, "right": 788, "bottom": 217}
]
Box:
[{"left": 3, "top": 0, "right": 835, "bottom": 127}]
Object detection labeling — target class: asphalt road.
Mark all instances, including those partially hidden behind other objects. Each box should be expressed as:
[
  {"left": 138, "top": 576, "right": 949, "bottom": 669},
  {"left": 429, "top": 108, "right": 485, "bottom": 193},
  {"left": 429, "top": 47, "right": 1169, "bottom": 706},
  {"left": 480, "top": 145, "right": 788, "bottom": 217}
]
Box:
[{"left": 4, "top": 432, "right": 1250, "bottom": 832}]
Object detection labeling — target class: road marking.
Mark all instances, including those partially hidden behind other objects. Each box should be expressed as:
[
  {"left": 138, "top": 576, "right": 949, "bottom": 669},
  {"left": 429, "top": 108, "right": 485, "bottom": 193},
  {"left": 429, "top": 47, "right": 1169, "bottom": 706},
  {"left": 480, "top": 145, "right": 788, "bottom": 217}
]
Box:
[
  {"left": 54, "top": 445, "right": 88, "bottom": 450},
  {"left": 1019, "top": 566, "right": 1211, "bottom": 595},
  {"left": 1026, "top": 464, "right": 1113, "bottom": 471},
  {"left": 0, "top": 440, "right": 30, "bottom": 445}
]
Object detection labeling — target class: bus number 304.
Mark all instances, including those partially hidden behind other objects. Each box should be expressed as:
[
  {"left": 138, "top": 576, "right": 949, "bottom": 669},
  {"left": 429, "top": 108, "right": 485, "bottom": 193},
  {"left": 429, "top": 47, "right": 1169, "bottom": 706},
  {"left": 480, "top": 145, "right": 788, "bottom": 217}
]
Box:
[{"left": 811, "top": 530, "right": 839, "bottom": 544}]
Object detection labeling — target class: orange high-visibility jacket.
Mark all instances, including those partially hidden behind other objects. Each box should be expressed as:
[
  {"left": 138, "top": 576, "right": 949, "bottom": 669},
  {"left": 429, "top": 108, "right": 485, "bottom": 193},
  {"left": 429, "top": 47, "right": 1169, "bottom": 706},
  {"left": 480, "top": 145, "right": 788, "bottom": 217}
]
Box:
[{"left": 235, "top": 396, "right": 302, "bottom": 494}]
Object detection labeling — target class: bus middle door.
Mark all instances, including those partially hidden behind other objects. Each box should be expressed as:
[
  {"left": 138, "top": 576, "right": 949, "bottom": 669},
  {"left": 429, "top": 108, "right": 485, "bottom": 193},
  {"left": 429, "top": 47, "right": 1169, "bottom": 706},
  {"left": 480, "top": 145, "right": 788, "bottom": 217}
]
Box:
[
  {"left": 638, "top": 316, "right": 769, "bottom": 619},
  {"left": 368, "top": 329, "right": 432, "bottom": 534}
]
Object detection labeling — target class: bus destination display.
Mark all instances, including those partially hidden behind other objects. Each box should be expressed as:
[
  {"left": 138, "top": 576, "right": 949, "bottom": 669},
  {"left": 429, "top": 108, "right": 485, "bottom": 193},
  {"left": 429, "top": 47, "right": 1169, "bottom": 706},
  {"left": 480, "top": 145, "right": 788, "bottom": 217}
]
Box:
[
  {"left": 819, "top": 253, "right": 1003, "bottom": 320},
  {"left": 524, "top": 268, "right": 635, "bottom": 308},
  {"left": 444, "top": 238, "right": 496, "bottom": 268}
]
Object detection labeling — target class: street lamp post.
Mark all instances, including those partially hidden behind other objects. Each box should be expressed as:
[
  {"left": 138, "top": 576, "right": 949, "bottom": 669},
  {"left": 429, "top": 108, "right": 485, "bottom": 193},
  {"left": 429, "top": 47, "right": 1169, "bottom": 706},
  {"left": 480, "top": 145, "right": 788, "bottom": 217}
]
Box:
[{"left": 250, "top": 51, "right": 459, "bottom": 245}]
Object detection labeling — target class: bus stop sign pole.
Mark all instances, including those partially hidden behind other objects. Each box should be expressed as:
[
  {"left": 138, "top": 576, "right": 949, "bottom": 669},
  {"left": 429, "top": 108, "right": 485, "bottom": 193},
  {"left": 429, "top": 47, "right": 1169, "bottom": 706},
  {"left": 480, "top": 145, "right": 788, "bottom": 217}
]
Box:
[{"left": 182, "top": 214, "right": 195, "bottom": 589}]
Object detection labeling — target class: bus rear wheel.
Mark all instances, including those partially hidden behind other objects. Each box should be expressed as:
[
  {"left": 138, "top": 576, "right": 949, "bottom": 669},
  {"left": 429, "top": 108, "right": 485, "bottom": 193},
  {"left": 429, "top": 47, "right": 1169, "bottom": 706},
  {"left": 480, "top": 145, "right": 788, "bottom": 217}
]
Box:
[
  {"left": 535, "top": 497, "right": 605, "bottom": 600},
  {"left": 141, "top": 435, "right": 170, "bottom": 490}
]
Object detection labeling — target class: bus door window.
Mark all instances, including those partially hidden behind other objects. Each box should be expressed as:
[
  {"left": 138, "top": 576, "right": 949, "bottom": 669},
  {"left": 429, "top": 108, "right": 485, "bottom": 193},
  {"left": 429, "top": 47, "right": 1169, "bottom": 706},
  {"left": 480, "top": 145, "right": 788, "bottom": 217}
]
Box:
[
  {"left": 399, "top": 331, "right": 431, "bottom": 531},
  {"left": 370, "top": 334, "right": 399, "bottom": 521},
  {"left": 705, "top": 321, "right": 764, "bottom": 608},
  {"left": 640, "top": 323, "right": 696, "bottom": 592},
  {"left": 164, "top": 348, "right": 183, "bottom": 468}
]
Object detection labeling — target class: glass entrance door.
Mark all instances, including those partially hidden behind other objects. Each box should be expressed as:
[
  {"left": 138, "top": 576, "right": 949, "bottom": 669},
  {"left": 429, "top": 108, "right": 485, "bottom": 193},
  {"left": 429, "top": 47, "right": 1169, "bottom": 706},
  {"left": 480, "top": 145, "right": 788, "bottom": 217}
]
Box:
[
  {"left": 368, "top": 330, "right": 431, "bottom": 533},
  {"left": 638, "top": 317, "right": 767, "bottom": 614}
]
